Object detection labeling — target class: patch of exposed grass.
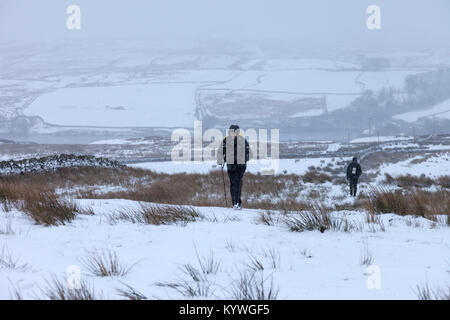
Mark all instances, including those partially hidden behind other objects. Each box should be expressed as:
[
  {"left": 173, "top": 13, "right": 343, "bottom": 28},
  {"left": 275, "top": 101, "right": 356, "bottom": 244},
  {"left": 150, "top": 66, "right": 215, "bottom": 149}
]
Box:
[
  {"left": 20, "top": 191, "right": 78, "bottom": 226},
  {"left": 0, "top": 245, "right": 30, "bottom": 271},
  {"left": 364, "top": 187, "right": 450, "bottom": 218},
  {"left": 80, "top": 249, "right": 139, "bottom": 277},
  {"left": 229, "top": 270, "right": 279, "bottom": 300},
  {"left": 416, "top": 282, "right": 450, "bottom": 300},
  {"left": 282, "top": 203, "right": 359, "bottom": 233},
  {"left": 383, "top": 173, "right": 434, "bottom": 189},
  {"left": 156, "top": 263, "right": 214, "bottom": 298},
  {"left": 108, "top": 203, "right": 202, "bottom": 226},
  {"left": 41, "top": 276, "right": 102, "bottom": 300},
  {"left": 116, "top": 283, "right": 148, "bottom": 300},
  {"left": 302, "top": 169, "right": 332, "bottom": 184},
  {"left": 360, "top": 240, "right": 374, "bottom": 266}
]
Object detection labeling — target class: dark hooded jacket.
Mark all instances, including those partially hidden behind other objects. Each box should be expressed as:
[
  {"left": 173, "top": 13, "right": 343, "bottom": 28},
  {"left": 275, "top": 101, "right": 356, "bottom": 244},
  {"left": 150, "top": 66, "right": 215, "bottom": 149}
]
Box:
[
  {"left": 217, "top": 135, "right": 250, "bottom": 166},
  {"left": 347, "top": 161, "right": 362, "bottom": 180}
]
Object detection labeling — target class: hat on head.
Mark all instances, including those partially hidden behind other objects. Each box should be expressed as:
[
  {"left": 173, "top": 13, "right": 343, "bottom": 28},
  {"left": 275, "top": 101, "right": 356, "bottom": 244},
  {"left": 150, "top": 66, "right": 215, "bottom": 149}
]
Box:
[
  {"left": 229, "top": 125, "right": 240, "bottom": 135},
  {"left": 353, "top": 157, "right": 358, "bottom": 162}
]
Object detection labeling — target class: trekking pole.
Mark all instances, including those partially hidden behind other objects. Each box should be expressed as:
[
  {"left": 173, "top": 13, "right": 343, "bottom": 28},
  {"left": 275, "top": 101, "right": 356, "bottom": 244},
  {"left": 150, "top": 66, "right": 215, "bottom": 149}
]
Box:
[{"left": 220, "top": 164, "right": 228, "bottom": 207}]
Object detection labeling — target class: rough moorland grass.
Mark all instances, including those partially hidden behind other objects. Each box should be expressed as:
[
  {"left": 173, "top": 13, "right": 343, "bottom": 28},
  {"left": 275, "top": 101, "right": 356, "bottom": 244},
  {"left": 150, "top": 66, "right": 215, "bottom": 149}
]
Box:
[
  {"left": 302, "top": 170, "right": 332, "bottom": 184},
  {"left": 384, "top": 173, "right": 450, "bottom": 189},
  {"left": 282, "top": 203, "right": 360, "bottom": 233},
  {"left": 116, "top": 283, "right": 148, "bottom": 300},
  {"left": 41, "top": 276, "right": 102, "bottom": 300},
  {"left": 155, "top": 251, "right": 220, "bottom": 298},
  {"left": 108, "top": 203, "right": 202, "bottom": 226},
  {"left": 0, "top": 245, "right": 30, "bottom": 271},
  {"left": 80, "top": 249, "right": 139, "bottom": 277},
  {"left": 1, "top": 166, "right": 449, "bottom": 218},
  {"left": 416, "top": 282, "right": 450, "bottom": 300},
  {"left": 364, "top": 187, "right": 450, "bottom": 217},
  {"left": 384, "top": 173, "right": 433, "bottom": 188},
  {"left": 229, "top": 270, "right": 279, "bottom": 300},
  {"left": 20, "top": 191, "right": 78, "bottom": 226},
  {"left": 0, "top": 166, "right": 325, "bottom": 211}
]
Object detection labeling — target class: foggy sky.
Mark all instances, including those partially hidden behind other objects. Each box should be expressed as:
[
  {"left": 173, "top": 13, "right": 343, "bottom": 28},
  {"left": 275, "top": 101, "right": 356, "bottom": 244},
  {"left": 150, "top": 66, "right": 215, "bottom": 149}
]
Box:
[{"left": 1, "top": 0, "right": 449, "bottom": 51}]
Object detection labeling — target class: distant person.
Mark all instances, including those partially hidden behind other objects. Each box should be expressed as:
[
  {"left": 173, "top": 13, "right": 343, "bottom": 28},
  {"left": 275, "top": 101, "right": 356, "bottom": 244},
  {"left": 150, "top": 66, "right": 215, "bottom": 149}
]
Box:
[
  {"left": 217, "top": 125, "right": 250, "bottom": 210},
  {"left": 346, "top": 157, "right": 362, "bottom": 197}
]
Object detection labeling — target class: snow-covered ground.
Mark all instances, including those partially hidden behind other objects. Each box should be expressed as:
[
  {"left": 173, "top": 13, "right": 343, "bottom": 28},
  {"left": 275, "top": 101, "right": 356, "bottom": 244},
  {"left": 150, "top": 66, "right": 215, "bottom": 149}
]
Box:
[
  {"left": 376, "top": 152, "right": 450, "bottom": 180},
  {"left": 0, "top": 200, "right": 448, "bottom": 300}
]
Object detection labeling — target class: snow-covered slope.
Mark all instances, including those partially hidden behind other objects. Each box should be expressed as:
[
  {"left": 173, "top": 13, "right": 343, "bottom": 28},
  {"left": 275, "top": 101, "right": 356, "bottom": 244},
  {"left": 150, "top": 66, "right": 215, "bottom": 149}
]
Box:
[
  {"left": 393, "top": 99, "right": 450, "bottom": 123},
  {"left": 376, "top": 152, "right": 450, "bottom": 179},
  {"left": 0, "top": 200, "right": 448, "bottom": 300}
]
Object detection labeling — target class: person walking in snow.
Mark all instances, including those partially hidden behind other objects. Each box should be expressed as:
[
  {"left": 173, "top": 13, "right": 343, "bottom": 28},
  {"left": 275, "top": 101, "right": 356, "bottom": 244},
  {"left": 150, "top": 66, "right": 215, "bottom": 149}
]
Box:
[
  {"left": 217, "top": 125, "right": 250, "bottom": 210},
  {"left": 346, "top": 157, "right": 362, "bottom": 197}
]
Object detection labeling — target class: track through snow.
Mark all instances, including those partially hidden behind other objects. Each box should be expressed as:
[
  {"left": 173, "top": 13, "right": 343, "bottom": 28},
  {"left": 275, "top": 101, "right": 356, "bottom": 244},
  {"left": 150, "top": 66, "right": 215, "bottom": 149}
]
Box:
[{"left": 0, "top": 199, "right": 448, "bottom": 300}]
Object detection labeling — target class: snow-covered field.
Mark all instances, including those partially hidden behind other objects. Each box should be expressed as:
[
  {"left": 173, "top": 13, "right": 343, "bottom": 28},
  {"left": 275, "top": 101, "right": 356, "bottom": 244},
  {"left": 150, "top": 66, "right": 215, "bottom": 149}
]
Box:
[
  {"left": 376, "top": 152, "right": 450, "bottom": 180},
  {"left": 350, "top": 136, "right": 413, "bottom": 144},
  {"left": 1, "top": 199, "right": 448, "bottom": 300},
  {"left": 24, "top": 83, "right": 200, "bottom": 127},
  {"left": 5, "top": 43, "right": 432, "bottom": 132}
]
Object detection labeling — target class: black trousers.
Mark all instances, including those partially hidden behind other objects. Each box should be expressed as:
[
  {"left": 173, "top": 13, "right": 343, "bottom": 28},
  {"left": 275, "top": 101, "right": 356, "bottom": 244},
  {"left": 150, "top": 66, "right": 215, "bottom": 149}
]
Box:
[
  {"left": 349, "top": 177, "right": 358, "bottom": 196},
  {"left": 227, "top": 164, "right": 246, "bottom": 206}
]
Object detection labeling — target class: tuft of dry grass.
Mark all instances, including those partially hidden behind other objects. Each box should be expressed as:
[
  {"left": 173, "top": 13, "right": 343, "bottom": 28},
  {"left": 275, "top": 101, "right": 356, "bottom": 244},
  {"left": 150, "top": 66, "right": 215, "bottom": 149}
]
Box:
[
  {"left": 19, "top": 191, "right": 78, "bottom": 226},
  {"left": 8, "top": 281, "right": 24, "bottom": 300},
  {"left": 194, "top": 248, "right": 221, "bottom": 276},
  {"left": 283, "top": 204, "right": 335, "bottom": 233},
  {"left": 1, "top": 179, "right": 79, "bottom": 226},
  {"left": 156, "top": 263, "right": 214, "bottom": 298},
  {"left": 42, "top": 276, "right": 102, "bottom": 300},
  {"left": 80, "top": 249, "right": 139, "bottom": 277},
  {"left": 263, "top": 248, "right": 281, "bottom": 269},
  {"left": 116, "top": 283, "right": 148, "bottom": 300},
  {"left": 416, "top": 282, "right": 450, "bottom": 300},
  {"left": 155, "top": 249, "right": 220, "bottom": 298},
  {"left": 256, "top": 211, "right": 280, "bottom": 226},
  {"left": 229, "top": 270, "right": 279, "bottom": 300},
  {"left": 77, "top": 206, "right": 95, "bottom": 216},
  {"left": 360, "top": 240, "right": 374, "bottom": 266},
  {"left": 245, "top": 254, "right": 265, "bottom": 272},
  {"left": 109, "top": 203, "right": 202, "bottom": 226},
  {"left": 0, "top": 245, "right": 30, "bottom": 271}
]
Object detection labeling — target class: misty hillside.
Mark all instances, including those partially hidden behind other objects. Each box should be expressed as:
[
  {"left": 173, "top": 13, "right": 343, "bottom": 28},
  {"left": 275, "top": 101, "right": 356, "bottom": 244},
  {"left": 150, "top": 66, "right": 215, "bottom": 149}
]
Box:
[{"left": 1, "top": 41, "right": 450, "bottom": 143}]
